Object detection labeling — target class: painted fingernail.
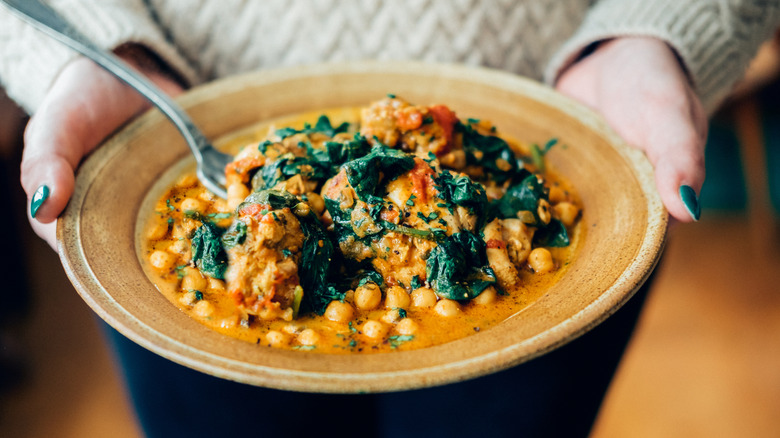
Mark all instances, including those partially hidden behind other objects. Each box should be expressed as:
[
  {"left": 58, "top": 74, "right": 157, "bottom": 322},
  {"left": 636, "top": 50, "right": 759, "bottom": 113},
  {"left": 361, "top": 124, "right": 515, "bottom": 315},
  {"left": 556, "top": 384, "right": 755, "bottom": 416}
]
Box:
[
  {"left": 679, "top": 184, "right": 701, "bottom": 221},
  {"left": 30, "top": 185, "right": 50, "bottom": 219}
]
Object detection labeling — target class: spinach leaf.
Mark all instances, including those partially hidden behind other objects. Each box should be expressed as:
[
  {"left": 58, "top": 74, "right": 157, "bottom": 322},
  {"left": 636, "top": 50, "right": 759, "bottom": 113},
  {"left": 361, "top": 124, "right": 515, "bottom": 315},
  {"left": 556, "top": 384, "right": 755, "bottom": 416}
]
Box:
[
  {"left": 357, "top": 270, "right": 384, "bottom": 287},
  {"left": 297, "top": 216, "right": 343, "bottom": 315},
  {"left": 433, "top": 170, "right": 488, "bottom": 225},
  {"left": 533, "top": 218, "right": 570, "bottom": 247},
  {"left": 458, "top": 120, "right": 525, "bottom": 183},
  {"left": 343, "top": 144, "right": 415, "bottom": 204},
  {"left": 489, "top": 175, "right": 570, "bottom": 247},
  {"left": 253, "top": 134, "right": 372, "bottom": 192},
  {"left": 426, "top": 231, "right": 497, "bottom": 300},
  {"left": 238, "top": 189, "right": 298, "bottom": 212},
  {"left": 191, "top": 221, "right": 228, "bottom": 279},
  {"left": 253, "top": 153, "right": 330, "bottom": 191},
  {"left": 221, "top": 220, "right": 247, "bottom": 249},
  {"left": 323, "top": 134, "right": 371, "bottom": 167},
  {"left": 275, "top": 115, "right": 350, "bottom": 139},
  {"left": 490, "top": 174, "right": 545, "bottom": 223}
]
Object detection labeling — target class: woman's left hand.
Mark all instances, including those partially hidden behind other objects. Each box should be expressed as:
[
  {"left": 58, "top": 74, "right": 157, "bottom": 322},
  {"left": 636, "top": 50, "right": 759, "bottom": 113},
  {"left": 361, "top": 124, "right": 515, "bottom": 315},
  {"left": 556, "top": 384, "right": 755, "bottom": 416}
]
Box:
[{"left": 556, "top": 36, "right": 708, "bottom": 223}]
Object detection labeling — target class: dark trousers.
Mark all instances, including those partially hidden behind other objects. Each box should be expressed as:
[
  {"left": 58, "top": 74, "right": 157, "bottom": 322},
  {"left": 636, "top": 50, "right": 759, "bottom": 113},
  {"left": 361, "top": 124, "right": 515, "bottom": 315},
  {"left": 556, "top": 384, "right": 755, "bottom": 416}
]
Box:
[{"left": 103, "top": 275, "right": 652, "bottom": 438}]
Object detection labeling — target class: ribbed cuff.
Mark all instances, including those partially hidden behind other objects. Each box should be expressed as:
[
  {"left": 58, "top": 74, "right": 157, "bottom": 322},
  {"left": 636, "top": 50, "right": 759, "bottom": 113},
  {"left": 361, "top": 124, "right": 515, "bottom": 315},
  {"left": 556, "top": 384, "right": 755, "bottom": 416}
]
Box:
[
  {"left": 544, "top": 0, "right": 780, "bottom": 114},
  {"left": 0, "top": 0, "right": 199, "bottom": 114}
]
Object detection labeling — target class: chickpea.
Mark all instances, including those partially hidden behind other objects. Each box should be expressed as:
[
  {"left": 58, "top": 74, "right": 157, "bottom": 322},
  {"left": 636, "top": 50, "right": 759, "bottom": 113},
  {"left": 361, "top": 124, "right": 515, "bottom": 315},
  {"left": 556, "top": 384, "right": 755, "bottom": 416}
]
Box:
[
  {"left": 198, "top": 190, "right": 217, "bottom": 203},
  {"left": 380, "top": 309, "right": 404, "bottom": 325},
  {"left": 324, "top": 300, "right": 354, "bottom": 323},
  {"left": 434, "top": 299, "right": 461, "bottom": 317},
  {"left": 305, "top": 192, "right": 326, "bottom": 215},
  {"left": 282, "top": 324, "right": 302, "bottom": 335},
  {"left": 439, "top": 149, "right": 466, "bottom": 169},
  {"left": 537, "top": 199, "right": 551, "bottom": 225},
  {"left": 411, "top": 287, "right": 437, "bottom": 308},
  {"left": 354, "top": 283, "right": 382, "bottom": 310},
  {"left": 384, "top": 286, "right": 411, "bottom": 309},
  {"left": 168, "top": 239, "right": 190, "bottom": 257},
  {"left": 207, "top": 277, "right": 226, "bottom": 293},
  {"left": 178, "top": 290, "right": 199, "bottom": 306},
  {"left": 485, "top": 186, "right": 504, "bottom": 201},
  {"left": 192, "top": 300, "right": 214, "bottom": 317},
  {"left": 227, "top": 182, "right": 250, "bottom": 210},
  {"left": 146, "top": 218, "right": 169, "bottom": 240},
  {"left": 219, "top": 315, "right": 239, "bottom": 329},
  {"left": 298, "top": 328, "right": 320, "bottom": 346},
  {"left": 176, "top": 173, "right": 199, "bottom": 188},
  {"left": 472, "top": 286, "right": 497, "bottom": 305},
  {"left": 149, "top": 250, "right": 175, "bottom": 271},
  {"left": 553, "top": 202, "right": 580, "bottom": 227},
  {"left": 528, "top": 248, "right": 555, "bottom": 274},
  {"left": 265, "top": 330, "right": 289, "bottom": 348},
  {"left": 395, "top": 318, "right": 418, "bottom": 335},
  {"left": 362, "top": 320, "right": 389, "bottom": 339},
  {"left": 180, "top": 197, "right": 204, "bottom": 214},
  {"left": 548, "top": 185, "right": 566, "bottom": 203},
  {"left": 181, "top": 267, "right": 208, "bottom": 291}
]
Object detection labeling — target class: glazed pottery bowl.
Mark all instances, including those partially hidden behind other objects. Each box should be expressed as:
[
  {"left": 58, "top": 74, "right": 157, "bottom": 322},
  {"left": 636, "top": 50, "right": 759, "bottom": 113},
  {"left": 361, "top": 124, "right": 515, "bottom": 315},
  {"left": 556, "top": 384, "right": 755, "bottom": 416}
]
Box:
[{"left": 58, "top": 61, "right": 666, "bottom": 393}]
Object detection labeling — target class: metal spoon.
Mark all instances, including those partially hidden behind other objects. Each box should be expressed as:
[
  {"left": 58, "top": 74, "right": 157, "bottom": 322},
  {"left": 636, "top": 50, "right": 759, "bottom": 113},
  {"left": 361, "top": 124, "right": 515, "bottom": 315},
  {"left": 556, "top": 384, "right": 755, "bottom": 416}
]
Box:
[{"left": 1, "top": 0, "right": 232, "bottom": 199}]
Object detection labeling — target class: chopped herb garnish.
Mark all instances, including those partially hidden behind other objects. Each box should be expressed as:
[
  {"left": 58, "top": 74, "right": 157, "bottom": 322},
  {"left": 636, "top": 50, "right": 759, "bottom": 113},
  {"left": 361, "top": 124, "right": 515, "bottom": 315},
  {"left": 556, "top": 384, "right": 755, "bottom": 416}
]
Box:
[
  {"left": 207, "top": 212, "right": 232, "bottom": 220},
  {"left": 388, "top": 335, "right": 414, "bottom": 348}
]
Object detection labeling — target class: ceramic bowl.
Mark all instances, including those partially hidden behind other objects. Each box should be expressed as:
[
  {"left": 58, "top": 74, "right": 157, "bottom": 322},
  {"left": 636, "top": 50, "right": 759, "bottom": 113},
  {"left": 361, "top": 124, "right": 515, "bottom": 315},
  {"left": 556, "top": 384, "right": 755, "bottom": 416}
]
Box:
[{"left": 57, "top": 61, "right": 666, "bottom": 393}]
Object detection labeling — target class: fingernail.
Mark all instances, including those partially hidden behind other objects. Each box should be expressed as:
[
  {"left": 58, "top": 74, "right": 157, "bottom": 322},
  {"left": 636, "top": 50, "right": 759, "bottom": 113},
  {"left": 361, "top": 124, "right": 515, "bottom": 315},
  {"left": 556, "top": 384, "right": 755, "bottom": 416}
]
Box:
[
  {"left": 30, "top": 185, "right": 50, "bottom": 219},
  {"left": 679, "top": 184, "right": 701, "bottom": 221}
]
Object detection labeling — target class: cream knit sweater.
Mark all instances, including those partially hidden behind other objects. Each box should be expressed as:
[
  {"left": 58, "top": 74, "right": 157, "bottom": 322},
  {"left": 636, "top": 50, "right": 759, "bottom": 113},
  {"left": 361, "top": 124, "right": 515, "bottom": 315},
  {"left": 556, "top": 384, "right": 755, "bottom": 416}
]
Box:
[{"left": 1, "top": 0, "right": 778, "bottom": 115}]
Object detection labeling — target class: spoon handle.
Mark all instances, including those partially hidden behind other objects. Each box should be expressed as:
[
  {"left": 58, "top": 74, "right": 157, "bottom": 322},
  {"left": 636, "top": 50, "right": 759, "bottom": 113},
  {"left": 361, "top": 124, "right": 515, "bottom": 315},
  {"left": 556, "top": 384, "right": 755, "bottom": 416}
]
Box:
[{"left": 1, "top": 0, "right": 230, "bottom": 197}]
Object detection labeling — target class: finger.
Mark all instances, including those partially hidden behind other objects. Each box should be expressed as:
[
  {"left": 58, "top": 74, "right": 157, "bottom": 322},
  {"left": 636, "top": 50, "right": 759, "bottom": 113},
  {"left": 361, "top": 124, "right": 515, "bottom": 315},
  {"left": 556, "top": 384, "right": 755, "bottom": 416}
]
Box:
[
  {"left": 21, "top": 104, "right": 88, "bottom": 223},
  {"left": 27, "top": 215, "right": 58, "bottom": 251},
  {"left": 20, "top": 58, "right": 151, "bottom": 223},
  {"left": 643, "top": 92, "right": 707, "bottom": 222}
]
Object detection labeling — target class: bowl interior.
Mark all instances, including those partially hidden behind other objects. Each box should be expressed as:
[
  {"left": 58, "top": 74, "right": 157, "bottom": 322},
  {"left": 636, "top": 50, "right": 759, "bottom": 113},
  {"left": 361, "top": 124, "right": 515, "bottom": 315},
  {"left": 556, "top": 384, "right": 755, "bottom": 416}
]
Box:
[{"left": 57, "top": 62, "right": 666, "bottom": 393}]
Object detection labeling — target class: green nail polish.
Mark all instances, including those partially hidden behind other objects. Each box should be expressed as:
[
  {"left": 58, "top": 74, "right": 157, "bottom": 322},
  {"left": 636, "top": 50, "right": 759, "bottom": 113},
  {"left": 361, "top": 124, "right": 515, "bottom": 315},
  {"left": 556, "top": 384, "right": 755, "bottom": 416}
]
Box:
[
  {"left": 679, "top": 184, "right": 701, "bottom": 221},
  {"left": 30, "top": 185, "right": 50, "bottom": 218}
]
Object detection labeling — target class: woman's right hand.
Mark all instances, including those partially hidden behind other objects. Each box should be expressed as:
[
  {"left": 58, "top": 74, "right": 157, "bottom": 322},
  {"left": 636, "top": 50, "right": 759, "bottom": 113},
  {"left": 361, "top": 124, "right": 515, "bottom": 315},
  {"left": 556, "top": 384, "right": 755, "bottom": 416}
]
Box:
[{"left": 21, "top": 47, "right": 184, "bottom": 250}]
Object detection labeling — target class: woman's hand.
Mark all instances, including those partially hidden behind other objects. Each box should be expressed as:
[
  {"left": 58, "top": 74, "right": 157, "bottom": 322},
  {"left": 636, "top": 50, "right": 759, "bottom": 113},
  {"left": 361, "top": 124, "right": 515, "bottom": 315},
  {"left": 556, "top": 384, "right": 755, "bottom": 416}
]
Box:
[
  {"left": 21, "top": 46, "right": 184, "bottom": 250},
  {"left": 556, "top": 37, "right": 707, "bottom": 223}
]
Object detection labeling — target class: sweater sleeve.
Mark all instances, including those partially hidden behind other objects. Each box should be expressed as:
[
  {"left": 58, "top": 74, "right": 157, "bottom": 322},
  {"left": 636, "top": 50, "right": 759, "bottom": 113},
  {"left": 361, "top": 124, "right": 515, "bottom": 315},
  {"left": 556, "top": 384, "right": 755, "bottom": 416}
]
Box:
[
  {"left": 544, "top": 0, "right": 780, "bottom": 114},
  {"left": 0, "top": 0, "right": 200, "bottom": 114}
]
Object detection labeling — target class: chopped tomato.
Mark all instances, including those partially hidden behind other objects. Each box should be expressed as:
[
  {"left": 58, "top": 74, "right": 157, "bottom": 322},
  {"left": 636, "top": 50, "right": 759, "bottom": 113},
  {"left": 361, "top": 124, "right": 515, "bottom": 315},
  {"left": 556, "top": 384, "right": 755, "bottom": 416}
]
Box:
[
  {"left": 396, "top": 108, "right": 423, "bottom": 131},
  {"left": 225, "top": 157, "right": 265, "bottom": 183},
  {"left": 486, "top": 239, "right": 506, "bottom": 249},
  {"left": 239, "top": 203, "right": 269, "bottom": 219},
  {"left": 409, "top": 158, "right": 436, "bottom": 203},
  {"left": 428, "top": 105, "right": 457, "bottom": 153}
]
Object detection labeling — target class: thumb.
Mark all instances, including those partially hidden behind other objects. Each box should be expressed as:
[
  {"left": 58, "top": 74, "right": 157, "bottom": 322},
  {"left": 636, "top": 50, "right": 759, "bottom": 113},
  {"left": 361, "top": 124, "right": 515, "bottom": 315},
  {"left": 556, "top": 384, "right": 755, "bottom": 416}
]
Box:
[
  {"left": 20, "top": 57, "right": 155, "bottom": 249},
  {"left": 641, "top": 87, "right": 708, "bottom": 223}
]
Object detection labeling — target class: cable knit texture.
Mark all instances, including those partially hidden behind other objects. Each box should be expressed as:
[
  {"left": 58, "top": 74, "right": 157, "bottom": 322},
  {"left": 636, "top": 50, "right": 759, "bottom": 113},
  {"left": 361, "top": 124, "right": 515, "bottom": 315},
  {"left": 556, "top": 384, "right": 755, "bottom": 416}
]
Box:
[
  {"left": 1, "top": 0, "right": 778, "bottom": 114},
  {"left": 545, "top": 0, "right": 780, "bottom": 113}
]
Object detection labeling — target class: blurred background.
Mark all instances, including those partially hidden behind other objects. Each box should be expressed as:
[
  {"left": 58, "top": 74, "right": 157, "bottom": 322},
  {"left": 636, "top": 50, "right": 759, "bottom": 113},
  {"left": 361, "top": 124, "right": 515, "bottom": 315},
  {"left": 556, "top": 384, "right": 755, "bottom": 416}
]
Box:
[{"left": 1, "top": 36, "right": 779, "bottom": 437}]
